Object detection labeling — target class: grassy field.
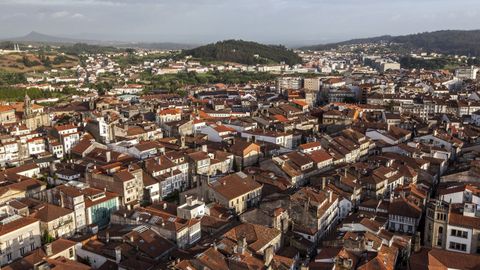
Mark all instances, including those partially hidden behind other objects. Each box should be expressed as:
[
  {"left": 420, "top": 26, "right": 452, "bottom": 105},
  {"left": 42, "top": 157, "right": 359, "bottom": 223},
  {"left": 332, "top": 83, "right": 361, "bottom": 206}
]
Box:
[{"left": 0, "top": 52, "right": 79, "bottom": 73}]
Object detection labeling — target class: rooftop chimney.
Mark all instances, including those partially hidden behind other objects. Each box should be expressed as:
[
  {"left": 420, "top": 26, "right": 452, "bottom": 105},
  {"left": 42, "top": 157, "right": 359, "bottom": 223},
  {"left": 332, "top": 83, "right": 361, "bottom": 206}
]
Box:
[
  {"left": 186, "top": 196, "right": 193, "bottom": 206},
  {"left": 263, "top": 245, "right": 274, "bottom": 267},
  {"left": 106, "top": 151, "right": 111, "bottom": 163},
  {"left": 45, "top": 243, "right": 53, "bottom": 257},
  {"left": 180, "top": 136, "right": 186, "bottom": 149},
  {"left": 237, "top": 235, "right": 247, "bottom": 255},
  {"left": 115, "top": 246, "right": 122, "bottom": 263}
]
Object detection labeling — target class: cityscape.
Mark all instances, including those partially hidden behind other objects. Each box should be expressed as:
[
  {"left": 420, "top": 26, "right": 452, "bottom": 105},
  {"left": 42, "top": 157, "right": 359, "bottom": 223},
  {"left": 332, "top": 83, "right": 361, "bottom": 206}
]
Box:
[{"left": 0, "top": 1, "right": 480, "bottom": 270}]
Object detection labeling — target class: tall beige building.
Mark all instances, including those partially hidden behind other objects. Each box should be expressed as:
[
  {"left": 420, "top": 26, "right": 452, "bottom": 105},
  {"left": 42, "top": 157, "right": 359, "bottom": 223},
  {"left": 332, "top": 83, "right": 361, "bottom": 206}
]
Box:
[
  {"left": 304, "top": 77, "right": 321, "bottom": 91},
  {"left": 424, "top": 199, "right": 449, "bottom": 249},
  {"left": 86, "top": 165, "right": 144, "bottom": 207}
]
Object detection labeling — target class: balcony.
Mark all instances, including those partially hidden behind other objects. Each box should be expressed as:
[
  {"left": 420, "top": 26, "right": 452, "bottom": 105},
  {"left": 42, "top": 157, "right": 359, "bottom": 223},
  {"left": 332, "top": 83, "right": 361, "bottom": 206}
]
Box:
[{"left": 53, "top": 218, "right": 74, "bottom": 229}]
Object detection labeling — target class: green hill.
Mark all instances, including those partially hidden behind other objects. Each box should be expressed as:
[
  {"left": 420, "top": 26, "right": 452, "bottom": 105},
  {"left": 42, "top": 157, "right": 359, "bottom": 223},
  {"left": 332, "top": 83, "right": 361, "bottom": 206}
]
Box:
[
  {"left": 302, "top": 30, "right": 480, "bottom": 56},
  {"left": 183, "top": 40, "right": 302, "bottom": 65}
]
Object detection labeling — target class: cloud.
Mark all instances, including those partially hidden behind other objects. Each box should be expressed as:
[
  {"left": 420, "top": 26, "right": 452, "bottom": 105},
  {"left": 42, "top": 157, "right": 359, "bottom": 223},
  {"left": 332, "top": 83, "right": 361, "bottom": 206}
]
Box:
[
  {"left": 72, "top": 13, "right": 85, "bottom": 19},
  {"left": 49, "top": 10, "right": 86, "bottom": 19},
  {"left": 0, "top": 0, "right": 480, "bottom": 44},
  {"left": 0, "top": 12, "right": 27, "bottom": 21},
  {"left": 51, "top": 11, "right": 70, "bottom": 18}
]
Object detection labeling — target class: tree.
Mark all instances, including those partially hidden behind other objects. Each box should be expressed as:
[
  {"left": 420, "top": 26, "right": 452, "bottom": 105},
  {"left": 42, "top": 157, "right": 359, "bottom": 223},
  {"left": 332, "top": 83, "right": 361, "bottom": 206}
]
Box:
[
  {"left": 22, "top": 55, "right": 40, "bottom": 67},
  {"left": 386, "top": 101, "right": 395, "bottom": 113},
  {"left": 43, "top": 57, "right": 51, "bottom": 68},
  {"left": 0, "top": 71, "right": 26, "bottom": 85},
  {"left": 53, "top": 55, "right": 66, "bottom": 65},
  {"left": 182, "top": 40, "right": 302, "bottom": 65},
  {"left": 60, "top": 43, "right": 122, "bottom": 56},
  {"left": 42, "top": 230, "right": 54, "bottom": 244},
  {"left": 92, "top": 81, "right": 112, "bottom": 95}
]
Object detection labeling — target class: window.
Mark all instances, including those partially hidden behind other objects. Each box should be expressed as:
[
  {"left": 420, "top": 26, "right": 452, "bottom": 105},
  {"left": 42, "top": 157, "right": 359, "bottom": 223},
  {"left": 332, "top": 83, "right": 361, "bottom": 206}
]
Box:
[
  {"left": 20, "top": 247, "right": 25, "bottom": 256},
  {"left": 438, "top": 227, "right": 443, "bottom": 234},
  {"left": 7, "top": 253, "right": 11, "bottom": 261},
  {"left": 449, "top": 242, "right": 467, "bottom": 252},
  {"left": 30, "top": 243, "right": 35, "bottom": 251},
  {"left": 451, "top": 229, "right": 468, "bottom": 239},
  {"left": 69, "top": 248, "right": 74, "bottom": 258}
]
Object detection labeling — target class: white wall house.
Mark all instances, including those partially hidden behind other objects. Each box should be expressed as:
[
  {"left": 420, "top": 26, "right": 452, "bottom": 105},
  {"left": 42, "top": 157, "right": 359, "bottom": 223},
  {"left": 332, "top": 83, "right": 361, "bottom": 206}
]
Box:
[
  {"left": 241, "top": 131, "right": 293, "bottom": 149},
  {"left": 446, "top": 225, "right": 472, "bottom": 254}
]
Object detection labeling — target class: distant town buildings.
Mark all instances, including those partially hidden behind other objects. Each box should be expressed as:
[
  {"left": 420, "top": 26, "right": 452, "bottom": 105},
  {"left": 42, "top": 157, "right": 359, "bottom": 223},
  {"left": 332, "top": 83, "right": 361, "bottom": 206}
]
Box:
[{"left": 0, "top": 40, "right": 479, "bottom": 270}]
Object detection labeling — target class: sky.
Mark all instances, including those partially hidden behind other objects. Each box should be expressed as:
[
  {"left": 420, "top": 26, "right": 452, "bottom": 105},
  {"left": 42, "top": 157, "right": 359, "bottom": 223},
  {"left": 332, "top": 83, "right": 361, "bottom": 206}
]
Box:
[{"left": 1, "top": 0, "right": 480, "bottom": 46}]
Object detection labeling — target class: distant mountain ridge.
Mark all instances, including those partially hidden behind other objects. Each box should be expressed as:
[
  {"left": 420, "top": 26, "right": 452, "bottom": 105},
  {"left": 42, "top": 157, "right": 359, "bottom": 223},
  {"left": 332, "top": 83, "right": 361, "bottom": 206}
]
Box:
[
  {"left": 1, "top": 31, "right": 195, "bottom": 50},
  {"left": 183, "top": 40, "right": 302, "bottom": 65},
  {"left": 301, "top": 30, "right": 480, "bottom": 56},
  {"left": 4, "top": 31, "right": 95, "bottom": 44}
]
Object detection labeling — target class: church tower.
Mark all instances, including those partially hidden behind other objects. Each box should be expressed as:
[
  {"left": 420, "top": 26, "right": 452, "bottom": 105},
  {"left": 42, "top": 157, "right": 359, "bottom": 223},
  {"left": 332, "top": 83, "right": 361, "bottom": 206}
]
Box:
[
  {"left": 89, "top": 98, "right": 96, "bottom": 111},
  {"left": 24, "top": 94, "right": 33, "bottom": 118},
  {"left": 424, "top": 199, "right": 449, "bottom": 249}
]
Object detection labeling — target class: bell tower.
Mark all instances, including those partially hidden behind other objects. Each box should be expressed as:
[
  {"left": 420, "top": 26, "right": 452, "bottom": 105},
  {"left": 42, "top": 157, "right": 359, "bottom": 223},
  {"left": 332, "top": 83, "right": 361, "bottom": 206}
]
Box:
[
  {"left": 24, "top": 93, "right": 33, "bottom": 118},
  {"left": 424, "top": 199, "right": 449, "bottom": 249}
]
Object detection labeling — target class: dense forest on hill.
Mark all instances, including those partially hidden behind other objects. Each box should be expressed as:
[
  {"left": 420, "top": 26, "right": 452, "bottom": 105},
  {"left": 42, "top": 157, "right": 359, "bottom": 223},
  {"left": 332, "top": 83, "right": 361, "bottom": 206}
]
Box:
[
  {"left": 183, "top": 40, "right": 302, "bottom": 65},
  {"left": 302, "top": 30, "right": 480, "bottom": 56}
]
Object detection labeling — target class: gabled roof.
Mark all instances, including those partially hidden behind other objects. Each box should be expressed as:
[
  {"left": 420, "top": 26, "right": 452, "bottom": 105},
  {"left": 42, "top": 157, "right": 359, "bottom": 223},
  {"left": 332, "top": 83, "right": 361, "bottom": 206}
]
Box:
[
  {"left": 0, "top": 216, "right": 38, "bottom": 236},
  {"left": 388, "top": 197, "right": 421, "bottom": 219},
  {"left": 409, "top": 248, "right": 480, "bottom": 270},
  {"left": 209, "top": 172, "right": 262, "bottom": 201},
  {"left": 223, "top": 223, "right": 281, "bottom": 253},
  {"left": 28, "top": 201, "right": 74, "bottom": 222},
  {"left": 229, "top": 139, "right": 259, "bottom": 156}
]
